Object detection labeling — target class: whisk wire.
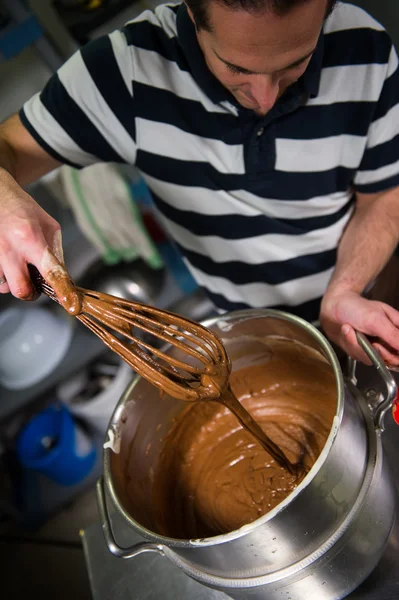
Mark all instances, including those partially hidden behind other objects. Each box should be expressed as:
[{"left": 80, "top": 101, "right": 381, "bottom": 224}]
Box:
[
  {"left": 81, "top": 289, "right": 223, "bottom": 362},
  {"left": 77, "top": 312, "right": 201, "bottom": 394},
  {"left": 31, "top": 270, "right": 230, "bottom": 402},
  {"left": 82, "top": 296, "right": 217, "bottom": 373},
  {"left": 83, "top": 309, "right": 207, "bottom": 378}
]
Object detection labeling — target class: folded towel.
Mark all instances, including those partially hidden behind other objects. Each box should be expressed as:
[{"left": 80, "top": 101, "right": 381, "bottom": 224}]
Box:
[{"left": 59, "top": 163, "right": 163, "bottom": 269}]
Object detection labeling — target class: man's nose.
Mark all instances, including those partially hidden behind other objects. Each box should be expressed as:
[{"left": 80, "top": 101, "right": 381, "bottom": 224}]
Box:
[{"left": 250, "top": 75, "right": 279, "bottom": 112}]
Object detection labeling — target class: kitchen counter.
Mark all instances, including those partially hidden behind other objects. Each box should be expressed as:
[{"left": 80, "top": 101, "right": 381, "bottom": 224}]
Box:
[{"left": 82, "top": 365, "right": 399, "bottom": 600}]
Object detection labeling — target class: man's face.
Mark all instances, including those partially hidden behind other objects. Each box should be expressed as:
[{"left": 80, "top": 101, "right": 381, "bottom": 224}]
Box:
[{"left": 190, "top": 0, "right": 329, "bottom": 116}]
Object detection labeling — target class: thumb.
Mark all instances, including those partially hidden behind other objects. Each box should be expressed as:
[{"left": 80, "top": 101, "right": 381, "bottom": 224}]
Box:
[
  {"left": 39, "top": 247, "right": 82, "bottom": 316},
  {"left": 51, "top": 229, "right": 65, "bottom": 264}
]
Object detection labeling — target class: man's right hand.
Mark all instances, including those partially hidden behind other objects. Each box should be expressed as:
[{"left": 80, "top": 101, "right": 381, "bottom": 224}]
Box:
[
  {"left": 0, "top": 167, "right": 64, "bottom": 300},
  {"left": 0, "top": 113, "right": 77, "bottom": 303}
]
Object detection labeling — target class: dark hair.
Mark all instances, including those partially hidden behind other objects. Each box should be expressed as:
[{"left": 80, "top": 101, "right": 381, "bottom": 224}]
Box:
[{"left": 185, "top": 0, "right": 337, "bottom": 32}]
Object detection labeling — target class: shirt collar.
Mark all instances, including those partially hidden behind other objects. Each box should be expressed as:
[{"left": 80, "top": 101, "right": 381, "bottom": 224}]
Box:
[{"left": 176, "top": 3, "right": 325, "bottom": 106}]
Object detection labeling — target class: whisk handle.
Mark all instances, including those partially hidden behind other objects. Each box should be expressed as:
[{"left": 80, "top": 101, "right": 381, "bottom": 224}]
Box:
[
  {"left": 27, "top": 263, "right": 82, "bottom": 315},
  {"left": 28, "top": 264, "right": 47, "bottom": 296}
]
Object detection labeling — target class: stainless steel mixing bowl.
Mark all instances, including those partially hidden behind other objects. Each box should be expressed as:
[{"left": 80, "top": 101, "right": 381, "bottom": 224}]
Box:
[{"left": 98, "top": 309, "right": 397, "bottom": 600}]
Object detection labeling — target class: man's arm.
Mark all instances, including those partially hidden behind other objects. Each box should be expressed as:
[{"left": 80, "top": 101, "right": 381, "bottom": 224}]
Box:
[
  {"left": 0, "top": 28, "right": 136, "bottom": 302},
  {"left": 0, "top": 113, "right": 60, "bottom": 185},
  {"left": 0, "top": 113, "right": 65, "bottom": 299},
  {"left": 320, "top": 186, "right": 399, "bottom": 364}
]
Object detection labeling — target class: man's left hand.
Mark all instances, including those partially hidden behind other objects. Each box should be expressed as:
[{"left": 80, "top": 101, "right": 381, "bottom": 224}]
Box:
[{"left": 320, "top": 290, "right": 399, "bottom": 365}]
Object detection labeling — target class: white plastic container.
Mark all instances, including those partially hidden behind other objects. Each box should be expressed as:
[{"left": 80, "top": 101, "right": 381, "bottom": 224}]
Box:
[
  {"left": 0, "top": 307, "right": 73, "bottom": 390},
  {"left": 57, "top": 360, "right": 133, "bottom": 434}
]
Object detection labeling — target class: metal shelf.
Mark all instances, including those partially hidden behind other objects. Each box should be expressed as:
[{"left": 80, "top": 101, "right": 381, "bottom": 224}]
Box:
[
  {"left": 0, "top": 15, "right": 43, "bottom": 62},
  {"left": 53, "top": 0, "right": 137, "bottom": 44},
  {"left": 1, "top": 0, "right": 63, "bottom": 70}
]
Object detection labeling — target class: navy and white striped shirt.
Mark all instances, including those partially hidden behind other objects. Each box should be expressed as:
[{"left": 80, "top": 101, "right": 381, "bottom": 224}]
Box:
[{"left": 21, "top": 2, "right": 399, "bottom": 321}]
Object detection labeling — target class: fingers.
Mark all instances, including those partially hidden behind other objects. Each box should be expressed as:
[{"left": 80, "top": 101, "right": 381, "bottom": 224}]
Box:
[
  {"left": 0, "top": 192, "right": 64, "bottom": 301},
  {"left": 0, "top": 253, "right": 40, "bottom": 300},
  {"left": 1, "top": 239, "right": 80, "bottom": 312},
  {"left": 372, "top": 343, "right": 399, "bottom": 367},
  {"left": 380, "top": 303, "right": 399, "bottom": 334},
  {"left": 320, "top": 292, "right": 399, "bottom": 366},
  {"left": 0, "top": 272, "right": 10, "bottom": 294},
  {"left": 340, "top": 324, "right": 372, "bottom": 365},
  {"left": 5, "top": 221, "right": 53, "bottom": 299},
  {"left": 0, "top": 215, "right": 44, "bottom": 298},
  {"left": 340, "top": 306, "right": 399, "bottom": 367},
  {"left": 364, "top": 304, "right": 399, "bottom": 353}
]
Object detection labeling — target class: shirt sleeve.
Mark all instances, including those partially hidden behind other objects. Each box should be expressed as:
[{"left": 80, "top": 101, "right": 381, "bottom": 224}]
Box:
[
  {"left": 20, "top": 30, "right": 137, "bottom": 168},
  {"left": 354, "top": 43, "right": 399, "bottom": 194}
]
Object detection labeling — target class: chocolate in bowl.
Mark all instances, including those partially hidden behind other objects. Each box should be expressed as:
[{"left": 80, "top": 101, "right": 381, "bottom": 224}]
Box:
[{"left": 150, "top": 337, "right": 336, "bottom": 539}]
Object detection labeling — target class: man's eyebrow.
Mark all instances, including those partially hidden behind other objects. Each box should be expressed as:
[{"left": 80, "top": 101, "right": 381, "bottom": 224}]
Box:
[{"left": 214, "top": 47, "right": 316, "bottom": 74}]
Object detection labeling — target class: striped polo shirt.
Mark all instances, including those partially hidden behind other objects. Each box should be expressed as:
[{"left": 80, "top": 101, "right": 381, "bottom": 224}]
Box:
[{"left": 21, "top": 2, "right": 399, "bottom": 322}]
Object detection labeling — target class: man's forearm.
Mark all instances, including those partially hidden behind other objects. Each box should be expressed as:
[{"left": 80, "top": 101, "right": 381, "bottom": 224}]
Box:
[
  {"left": 0, "top": 129, "right": 17, "bottom": 180},
  {"left": 326, "top": 188, "right": 399, "bottom": 298},
  {"left": 0, "top": 114, "right": 60, "bottom": 187}
]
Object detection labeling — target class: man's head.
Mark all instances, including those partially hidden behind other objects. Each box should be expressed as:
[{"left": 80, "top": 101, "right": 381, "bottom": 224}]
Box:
[{"left": 186, "top": 0, "right": 336, "bottom": 115}]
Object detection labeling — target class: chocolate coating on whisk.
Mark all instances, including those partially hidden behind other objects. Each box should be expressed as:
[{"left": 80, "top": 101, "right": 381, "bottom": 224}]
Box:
[
  {"left": 29, "top": 263, "right": 82, "bottom": 315},
  {"left": 200, "top": 362, "right": 231, "bottom": 400},
  {"left": 46, "top": 266, "right": 83, "bottom": 315},
  {"left": 32, "top": 263, "right": 231, "bottom": 402}
]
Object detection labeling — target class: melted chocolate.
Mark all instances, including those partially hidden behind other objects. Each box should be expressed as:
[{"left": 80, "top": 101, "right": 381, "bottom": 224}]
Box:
[
  {"left": 151, "top": 339, "right": 336, "bottom": 539},
  {"left": 221, "top": 386, "right": 300, "bottom": 475}
]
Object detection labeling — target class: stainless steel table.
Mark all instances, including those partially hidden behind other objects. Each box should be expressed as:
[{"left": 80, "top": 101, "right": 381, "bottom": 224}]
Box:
[{"left": 82, "top": 365, "right": 399, "bottom": 600}]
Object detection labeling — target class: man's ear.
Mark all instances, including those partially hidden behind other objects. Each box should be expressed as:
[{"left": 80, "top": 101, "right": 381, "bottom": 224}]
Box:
[{"left": 184, "top": 2, "right": 196, "bottom": 25}]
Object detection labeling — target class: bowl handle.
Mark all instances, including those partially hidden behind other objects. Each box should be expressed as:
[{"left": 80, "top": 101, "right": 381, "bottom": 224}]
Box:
[
  {"left": 348, "top": 332, "right": 398, "bottom": 432},
  {"left": 96, "top": 478, "right": 165, "bottom": 559}
]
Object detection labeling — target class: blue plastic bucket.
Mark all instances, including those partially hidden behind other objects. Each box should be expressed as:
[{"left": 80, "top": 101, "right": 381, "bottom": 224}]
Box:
[{"left": 16, "top": 403, "right": 97, "bottom": 486}]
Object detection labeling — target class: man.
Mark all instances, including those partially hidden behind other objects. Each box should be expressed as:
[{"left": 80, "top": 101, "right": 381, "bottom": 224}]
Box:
[{"left": 0, "top": 0, "right": 399, "bottom": 364}]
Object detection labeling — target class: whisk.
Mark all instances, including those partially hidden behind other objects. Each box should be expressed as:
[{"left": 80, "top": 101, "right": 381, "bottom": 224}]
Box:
[
  {"left": 29, "top": 266, "right": 231, "bottom": 402},
  {"left": 29, "top": 265, "right": 303, "bottom": 475}
]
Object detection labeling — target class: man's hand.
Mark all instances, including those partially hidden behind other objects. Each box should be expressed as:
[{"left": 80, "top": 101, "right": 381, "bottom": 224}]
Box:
[
  {"left": 0, "top": 167, "right": 67, "bottom": 301},
  {"left": 320, "top": 289, "right": 399, "bottom": 365},
  {"left": 0, "top": 113, "right": 74, "bottom": 301}
]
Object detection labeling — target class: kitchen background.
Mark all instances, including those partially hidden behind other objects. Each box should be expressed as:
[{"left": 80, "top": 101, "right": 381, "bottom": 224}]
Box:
[{"left": 0, "top": 1, "right": 398, "bottom": 599}]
